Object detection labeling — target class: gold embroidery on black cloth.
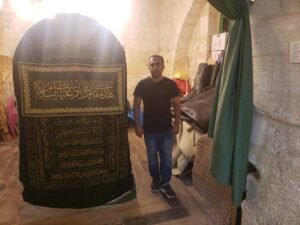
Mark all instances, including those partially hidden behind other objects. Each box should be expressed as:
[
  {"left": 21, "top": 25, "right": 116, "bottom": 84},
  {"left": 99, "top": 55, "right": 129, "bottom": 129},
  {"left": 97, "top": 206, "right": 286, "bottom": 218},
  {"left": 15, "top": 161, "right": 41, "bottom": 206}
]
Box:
[
  {"left": 18, "top": 63, "right": 125, "bottom": 116},
  {"left": 33, "top": 80, "right": 115, "bottom": 100},
  {"left": 24, "top": 114, "right": 130, "bottom": 190}
]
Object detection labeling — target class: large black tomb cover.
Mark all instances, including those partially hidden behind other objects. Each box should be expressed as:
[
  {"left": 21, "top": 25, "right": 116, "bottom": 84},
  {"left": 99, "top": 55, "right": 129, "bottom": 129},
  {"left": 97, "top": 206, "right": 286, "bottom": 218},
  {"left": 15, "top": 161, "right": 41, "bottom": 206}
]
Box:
[{"left": 13, "top": 14, "right": 135, "bottom": 208}]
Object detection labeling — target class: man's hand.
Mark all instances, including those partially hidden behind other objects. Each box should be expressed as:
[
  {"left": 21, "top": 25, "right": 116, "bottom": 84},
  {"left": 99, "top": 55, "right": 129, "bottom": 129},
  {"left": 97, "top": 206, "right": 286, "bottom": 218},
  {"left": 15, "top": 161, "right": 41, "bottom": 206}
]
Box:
[
  {"left": 135, "top": 125, "right": 144, "bottom": 137},
  {"left": 133, "top": 96, "right": 143, "bottom": 137},
  {"left": 172, "top": 95, "right": 181, "bottom": 135}
]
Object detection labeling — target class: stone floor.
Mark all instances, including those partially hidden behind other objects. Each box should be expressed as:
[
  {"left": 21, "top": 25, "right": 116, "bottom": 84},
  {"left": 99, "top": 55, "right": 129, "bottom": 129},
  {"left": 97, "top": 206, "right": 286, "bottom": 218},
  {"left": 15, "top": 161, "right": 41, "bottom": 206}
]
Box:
[{"left": 0, "top": 129, "right": 212, "bottom": 225}]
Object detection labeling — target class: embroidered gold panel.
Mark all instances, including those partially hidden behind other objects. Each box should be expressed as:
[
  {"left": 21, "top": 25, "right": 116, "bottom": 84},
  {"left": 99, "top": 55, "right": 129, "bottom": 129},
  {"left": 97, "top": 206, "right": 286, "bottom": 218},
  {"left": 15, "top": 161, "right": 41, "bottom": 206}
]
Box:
[
  {"left": 24, "top": 115, "right": 131, "bottom": 189},
  {"left": 19, "top": 63, "right": 125, "bottom": 116}
]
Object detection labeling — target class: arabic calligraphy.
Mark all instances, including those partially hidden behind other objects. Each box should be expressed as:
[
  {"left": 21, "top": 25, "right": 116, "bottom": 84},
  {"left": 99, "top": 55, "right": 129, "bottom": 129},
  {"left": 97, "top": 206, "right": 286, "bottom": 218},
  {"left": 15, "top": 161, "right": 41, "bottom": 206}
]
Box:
[
  {"left": 24, "top": 115, "right": 129, "bottom": 188},
  {"left": 54, "top": 126, "right": 103, "bottom": 138},
  {"left": 33, "top": 80, "right": 115, "bottom": 100},
  {"left": 59, "top": 158, "right": 104, "bottom": 169},
  {"left": 50, "top": 168, "right": 109, "bottom": 180},
  {"left": 58, "top": 148, "right": 104, "bottom": 159},
  {"left": 19, "top": 63, "right": 125, "bottom": 116},
  {"left": 56, "top": 137, "right": 104, "bottom": 147}
]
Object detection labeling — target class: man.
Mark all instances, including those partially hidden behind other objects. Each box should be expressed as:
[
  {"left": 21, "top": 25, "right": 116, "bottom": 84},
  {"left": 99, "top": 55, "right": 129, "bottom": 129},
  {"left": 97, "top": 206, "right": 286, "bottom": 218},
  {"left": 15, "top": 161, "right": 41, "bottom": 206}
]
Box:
[{"left": 133, "top": 55, "right": 181, "bottom": 198}]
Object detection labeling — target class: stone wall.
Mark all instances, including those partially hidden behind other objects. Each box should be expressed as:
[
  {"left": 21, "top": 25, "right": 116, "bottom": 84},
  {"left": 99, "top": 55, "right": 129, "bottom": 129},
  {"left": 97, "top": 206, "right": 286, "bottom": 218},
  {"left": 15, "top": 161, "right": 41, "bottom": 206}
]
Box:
[
  {"left": 159, "top": 0, "right": 194, "bottom": 76},
  {"left": 126, "top": 0, "right": 218, "bottom": 101},
  {"left": 158, "top": 0, "right": 219, "bottom": 78},
  {"left": 242, "top": 1, "right": 300, "bottom": 225},
  {"left": 121, "top": 0, "right": 160, "bottom": 101},
  {"left": 187, "top": 3, "right": 219, "bottom": 85},
  {"left": 158, "top": 0, "right": 219, "bottom": 90},
  {"left": 124, "top": 0, "right": 218, "bottom": 101}
]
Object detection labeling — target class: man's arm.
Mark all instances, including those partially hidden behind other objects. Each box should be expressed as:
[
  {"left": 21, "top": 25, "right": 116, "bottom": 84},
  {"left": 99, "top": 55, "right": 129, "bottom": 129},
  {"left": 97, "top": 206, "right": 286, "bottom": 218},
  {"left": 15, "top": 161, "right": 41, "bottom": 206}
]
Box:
[
  {"left": 133, "top": 96, "right": 143, "bottom": 137},
  {"left": 172, "top": 96, "right": 181, "bottom": 135}
]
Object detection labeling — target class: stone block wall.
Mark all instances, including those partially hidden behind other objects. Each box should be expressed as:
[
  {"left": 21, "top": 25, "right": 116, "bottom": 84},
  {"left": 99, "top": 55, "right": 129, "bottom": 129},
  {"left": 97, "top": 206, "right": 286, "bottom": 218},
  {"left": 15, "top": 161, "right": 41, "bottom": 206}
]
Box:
[
  {"left": 124, "top": 0, "right": 218, "bottom": 102},
  {"left": 159, "top": 0, "right": 219, "bottom": 88},
  {"left": 242, "top": 1, "right": 300, "bottom": 225},
  {"left": 159, "top": 0, "right": 194, "bottom": 76},
  {"left": 121, "top": 0, "right": 160, "bottom": 101}
]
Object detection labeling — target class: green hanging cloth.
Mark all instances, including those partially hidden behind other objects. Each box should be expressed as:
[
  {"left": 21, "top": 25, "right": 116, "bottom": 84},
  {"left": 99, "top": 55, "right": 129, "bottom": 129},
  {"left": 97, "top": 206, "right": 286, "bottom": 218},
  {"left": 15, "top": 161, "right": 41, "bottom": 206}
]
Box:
[{"left": 207, "top": 0, "right": 253, "bottom": 205}]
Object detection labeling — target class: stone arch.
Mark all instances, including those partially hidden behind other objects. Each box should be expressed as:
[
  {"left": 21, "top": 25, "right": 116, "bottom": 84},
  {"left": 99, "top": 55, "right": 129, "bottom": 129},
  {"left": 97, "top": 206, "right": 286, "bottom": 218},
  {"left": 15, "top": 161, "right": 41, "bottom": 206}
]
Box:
[{"left": 172, "top": 0, "right": 218, "bottom": 77}]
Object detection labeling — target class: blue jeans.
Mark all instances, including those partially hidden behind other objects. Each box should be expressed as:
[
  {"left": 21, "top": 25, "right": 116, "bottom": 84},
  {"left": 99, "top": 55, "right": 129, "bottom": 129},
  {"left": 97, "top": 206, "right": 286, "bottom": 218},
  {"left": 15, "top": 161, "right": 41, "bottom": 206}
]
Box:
[{"left": 144, "top": 130, "right": 174, "bottom": 186}]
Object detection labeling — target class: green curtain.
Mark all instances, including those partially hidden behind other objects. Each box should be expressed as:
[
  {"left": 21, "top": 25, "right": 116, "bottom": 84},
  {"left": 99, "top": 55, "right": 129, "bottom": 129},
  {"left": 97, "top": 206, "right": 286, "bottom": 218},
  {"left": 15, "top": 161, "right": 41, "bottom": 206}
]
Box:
[{"left": 207, "top": 0, "right": 253, "bottom": 205}]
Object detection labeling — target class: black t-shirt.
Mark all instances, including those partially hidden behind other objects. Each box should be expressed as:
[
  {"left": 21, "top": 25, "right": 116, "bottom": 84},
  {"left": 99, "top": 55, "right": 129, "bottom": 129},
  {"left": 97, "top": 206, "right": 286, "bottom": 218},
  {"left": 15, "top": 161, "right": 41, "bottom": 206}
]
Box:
[{"left": 134, "top": 77, "right": 179, "bottom": 132}]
